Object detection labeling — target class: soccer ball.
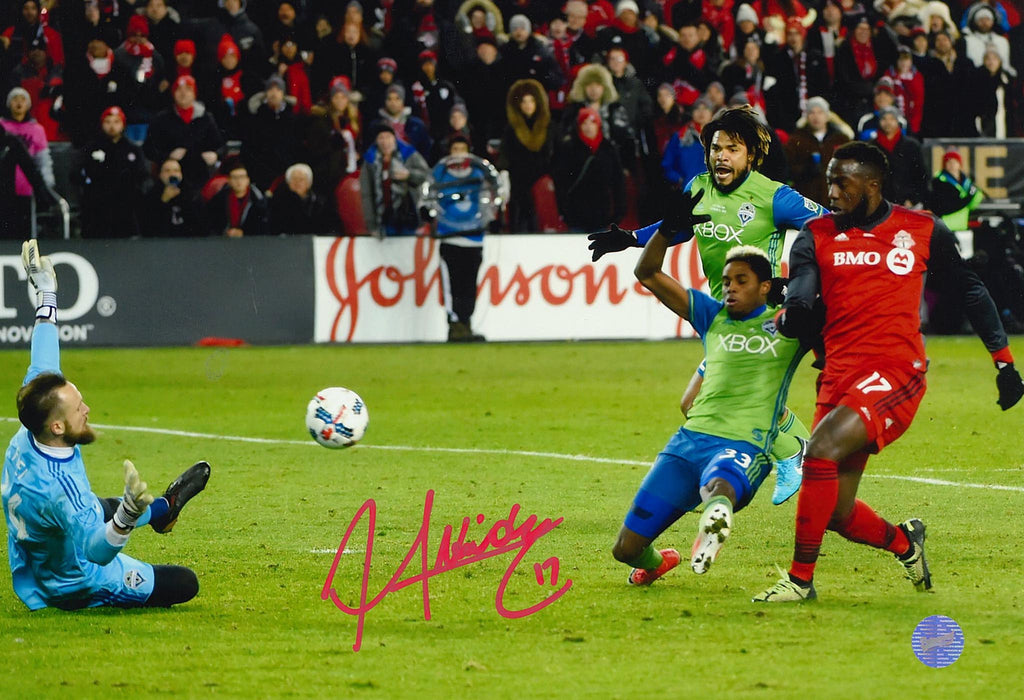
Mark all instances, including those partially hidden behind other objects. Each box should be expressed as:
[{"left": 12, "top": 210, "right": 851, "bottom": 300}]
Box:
[{"left": 305, "top": 387, "right": 369, "bottom": 448}]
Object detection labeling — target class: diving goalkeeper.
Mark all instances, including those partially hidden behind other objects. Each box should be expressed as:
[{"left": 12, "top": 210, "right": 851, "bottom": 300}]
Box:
[{"left": 2, "top": 241, "right": 211, "bottom": 610}]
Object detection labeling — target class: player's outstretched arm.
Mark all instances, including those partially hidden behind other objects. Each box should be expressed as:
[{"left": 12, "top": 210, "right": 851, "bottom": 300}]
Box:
[
  {"left": 634, "top": 224, "right": 691, "bottom": 321},
  {"left": 927, "top": 222, "right": 1024, "bottom": 410},
  {"left": 21, "top": 240, "right": 60, "bottom": 385}
]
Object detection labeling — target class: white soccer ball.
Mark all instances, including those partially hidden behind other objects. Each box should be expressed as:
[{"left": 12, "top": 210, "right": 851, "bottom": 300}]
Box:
[{"left": 305, "top": 387, "right": 369, "bottom": 448}]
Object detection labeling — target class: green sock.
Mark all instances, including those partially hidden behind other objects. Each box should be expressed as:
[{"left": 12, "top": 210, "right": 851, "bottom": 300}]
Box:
[
  {"left": 630, "top": 544, "right": 663, "bottom": 570},
  {"left": 770, "top": 407, "right": 810, "bottom": 462}
]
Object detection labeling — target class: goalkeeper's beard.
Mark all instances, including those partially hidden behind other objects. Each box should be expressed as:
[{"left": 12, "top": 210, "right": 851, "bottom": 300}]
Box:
[{"left": 64, "top": 424, "right": 97, "bottom": 446}]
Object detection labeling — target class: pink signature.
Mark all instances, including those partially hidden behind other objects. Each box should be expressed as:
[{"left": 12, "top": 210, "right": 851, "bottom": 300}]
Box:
[{"left": 321, "top": 489, "right": 573, "bottom": 651}]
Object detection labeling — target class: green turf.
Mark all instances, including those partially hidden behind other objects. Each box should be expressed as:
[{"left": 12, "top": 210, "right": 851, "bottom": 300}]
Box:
[{"left": 1, "top": 338, "right": 1022, "bottom": 698}]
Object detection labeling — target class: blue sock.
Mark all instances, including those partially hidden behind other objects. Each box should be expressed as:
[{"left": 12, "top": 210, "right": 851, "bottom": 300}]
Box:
[{"left": 149, "top": 497, "right": 170, "bottom": 528}]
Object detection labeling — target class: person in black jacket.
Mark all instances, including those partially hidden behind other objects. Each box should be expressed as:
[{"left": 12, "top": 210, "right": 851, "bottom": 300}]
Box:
[
  {"left": 77, "top": 106, "right": 149, "bottom": 238},
  {"left": 268, "top": 162, "right": 336, "bottom": 235},
  {"left": 144, "top": 75, "right": 224, "bottom": 189},
  {"left": 552, "top": 107, "right": 625, "bottom": 232},
  {"left": 140, "top": 158, "right": 206, "bottom": 237},
  {"left": 868, "top": 106, "right": 927, "bottom": 208},
  {"left": 206, "top": 159, "right": 268, "bottom": 236}
]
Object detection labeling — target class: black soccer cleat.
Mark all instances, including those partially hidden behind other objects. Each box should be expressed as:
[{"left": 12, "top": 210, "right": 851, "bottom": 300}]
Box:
[
  {"left": 152, "top": 461, "right": 211, "bottom": 534},
  {"left": 896, "top": 518, "right": 932, "bottom": 591}
]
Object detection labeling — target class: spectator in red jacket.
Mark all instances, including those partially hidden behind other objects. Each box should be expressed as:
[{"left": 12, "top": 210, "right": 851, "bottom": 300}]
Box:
[{"left": 2, "top": 0, "right": 64, "bottom": 68}]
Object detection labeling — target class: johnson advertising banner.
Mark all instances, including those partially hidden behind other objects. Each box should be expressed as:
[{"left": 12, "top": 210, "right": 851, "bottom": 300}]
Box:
[
  {"left": 312, "top": 234, "right": 795, "bottom": 343},
  {"left": 0, "top": 238, "right": 314, "bottom": 346}
]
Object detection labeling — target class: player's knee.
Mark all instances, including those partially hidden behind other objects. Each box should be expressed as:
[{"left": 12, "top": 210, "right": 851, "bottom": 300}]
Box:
[{"left": 148, "top": 565, "right": 199, "bottom": 607}]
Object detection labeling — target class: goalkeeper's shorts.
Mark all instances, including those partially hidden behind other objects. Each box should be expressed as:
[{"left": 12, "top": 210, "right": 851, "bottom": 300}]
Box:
[{"left": 50, "top": 554, "right": 156, "bottom": 610}]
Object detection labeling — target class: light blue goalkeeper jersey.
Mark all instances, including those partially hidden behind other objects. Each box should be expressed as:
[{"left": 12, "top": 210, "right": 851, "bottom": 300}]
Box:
[{"left": 2, "top": 323, "right": 147, "bottom": 610}]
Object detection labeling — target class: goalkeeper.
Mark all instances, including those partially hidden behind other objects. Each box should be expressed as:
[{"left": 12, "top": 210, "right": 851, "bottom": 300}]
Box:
[
  {"left": 588, "top": 105, "right": 826, "bottom": 506},
  {"left": 614, "top": 219, "right": 813, "bottom": 584},
  {"left": 2, "top": 241, "right": 211, "bottom": 610}
]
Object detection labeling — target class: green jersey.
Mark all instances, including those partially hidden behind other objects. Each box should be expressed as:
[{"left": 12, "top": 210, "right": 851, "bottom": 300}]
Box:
[
  {"left": 637, "top": 171, "right": 826, "bottom": 298},
  {"left": 684, "top": 289, "right": 806, "bottom": 452}
]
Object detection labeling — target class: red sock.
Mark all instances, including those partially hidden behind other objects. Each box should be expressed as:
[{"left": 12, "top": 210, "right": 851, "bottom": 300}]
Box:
[
  {"left": 832, "top": 499, "right": 909, "bottom": 555},
  {"left": 790, "top": 456, "right": 838, "bottom": 582}
]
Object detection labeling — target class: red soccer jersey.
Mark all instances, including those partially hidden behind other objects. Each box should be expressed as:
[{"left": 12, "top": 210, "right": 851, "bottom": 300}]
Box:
[{"left": 806, "top": 205, "right": 932, "bottom": 387}]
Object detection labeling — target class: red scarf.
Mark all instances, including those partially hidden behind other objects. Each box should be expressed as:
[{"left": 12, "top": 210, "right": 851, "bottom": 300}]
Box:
[
  {"left": 124, "top": 38, "right": 154, "bottom": 59},
  {"left": 874, "top": 129, "right": 900, "bottom": 153},
  {"left": 175, "top": 105, "right": 194, "bottom": 123},
  {"left": 177, "top": 65, "right": 193, "bottom": 78},
  {"left": 228, "top": 191, "right": 249, "bottom": 227},
  {"left": 578, "top": 109, "right": 604, "bottom": 153},
  {"left": 221, "top": 70, "right": 244, "bottom": 105},
  {"left": 851, "top": 39, "right": 876, "bottom": 79},
  {"left": 612, "top": 18, "right": 640, "bottom": 33}
]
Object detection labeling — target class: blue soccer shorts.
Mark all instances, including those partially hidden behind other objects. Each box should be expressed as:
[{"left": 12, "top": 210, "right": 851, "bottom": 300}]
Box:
[
  {"left": 623, "top": 428, "right": 770, "bottom": 540},
  {"left": 51, "top": 554, "right": 156, "bottom": 610}
]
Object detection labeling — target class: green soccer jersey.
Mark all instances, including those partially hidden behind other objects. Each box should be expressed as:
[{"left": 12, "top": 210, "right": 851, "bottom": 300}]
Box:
[
  {"left": 683, "top": 289, "right": 806, "bottom": 452},
  {"left": 636, "top": 171, "right": 825, "bottom": 298}
]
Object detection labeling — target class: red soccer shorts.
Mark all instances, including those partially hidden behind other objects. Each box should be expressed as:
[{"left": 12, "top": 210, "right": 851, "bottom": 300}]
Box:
[{"left": 814, "top": 365, "right": 928, "bottom": 453}]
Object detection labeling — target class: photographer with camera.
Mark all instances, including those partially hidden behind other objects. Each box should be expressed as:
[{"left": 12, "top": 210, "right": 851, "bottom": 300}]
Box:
[{"left": 141, "top": 158, "right": 206, "bottom": 237}]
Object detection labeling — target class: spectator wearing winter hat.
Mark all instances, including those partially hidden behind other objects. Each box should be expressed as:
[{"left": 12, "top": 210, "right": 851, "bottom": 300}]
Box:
[
  {"left": 412, "top": 49, "right": 462, "bottom": 142},
  {"left": 215, "top": 0, "right": 266, "bottom": 77},
  {"left": 883, "top": 45, "right": 925, "bottom": 134},
  {"left": 76, "top": 105, "right": 148, "bottom": 238},
  {"left": 359, "top": 123, "right": 431, "bottom": 237},
  {"left": 271, "top": 29, "right": 313, "bottom": 115},
  {"left": 372, "top": 83, "right": 432, "bottom": 160},
  {"left": 784, "top": 96, "right": 852, "bottom": 204},
  {"left": 303, "top": 76, "right": 362, "bottom": 205},
  {"left": 144, "top": 74, "right": 224, "bottom": 188},
  {"left": 362, "top": 56, "right": 406, "bottom": 122},
  {"left": 927, "top": 150, "right": 984, "bottom": 232},
  {"left": 552, "top": 106, "right": 626, "bottom": 231},
  {"left": 1, "top": 87, "right": 54, "bottom": 207},
  {"left": 113, "top": 14, "right": 167, "bottom": 143},
  {"left": 977, "top": 47, "right": 1018, "bottom": 138},
  {"left": 8, "top": 31, "right": 66, "bottom": 142},
  {"left": 833, "top": 14, "right": 897, "bottom": 127},
  {"left": 595, "top": 1, "right": 652, "bottom": 73},
  {"left": 855, "top": 76, "right": 907, "bottom": 139},
  {"left": 430, "top": 102, "right": 477, "bottom": 164},
  {"left": 561, "top": 63, "right": 635, "bottom": 170},
  {"left": 241, "top": 75, "right": 302, "bottom": 191},
  {"left": 867, "top": 104, "right": 927, "bottom": 207},
  {"left": 730, "top": 3, "right": 766, "bottom": 60},
  {"left": 208, "top": 34, "right": 261, "bottom": 141},
  {"left": 501, "top": 14, "right": 565, "bottom": 91},
  {"left": 963, "top": 4, "right": 1014, "bottom": 76}
]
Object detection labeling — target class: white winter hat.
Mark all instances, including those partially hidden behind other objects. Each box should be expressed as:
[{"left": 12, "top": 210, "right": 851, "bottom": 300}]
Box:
[{"left": 6, "top": 87, "right": 30, "bottom": 109}]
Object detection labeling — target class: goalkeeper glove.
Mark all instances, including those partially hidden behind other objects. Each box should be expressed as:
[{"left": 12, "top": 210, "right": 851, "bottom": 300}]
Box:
[
  {"left": 996, "top": 362, "right": 1024, "bottom": 410},
  {"left": 112, "top": 460, "right": 155, "bottom": 531},
  {"left": 660, "top": 188, "right": 711, "bottom": 241},
  {"left": 587, "top": 224, "right": 639, "bottom": 262},
  {"left": 21, "top": 240, "right": 57, "bottom": 321}
]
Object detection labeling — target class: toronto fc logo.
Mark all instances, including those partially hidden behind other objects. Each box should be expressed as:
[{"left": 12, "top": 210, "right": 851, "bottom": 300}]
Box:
[
  {"left": 738, "top": 202, "right": 755, "bottom": 226},
  {"left": 893, "top": 230, "right": 914, "bottom": 249}
]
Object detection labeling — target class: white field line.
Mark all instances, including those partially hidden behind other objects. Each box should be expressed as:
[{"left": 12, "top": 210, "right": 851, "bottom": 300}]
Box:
[{"left": 3, "top": 417, "right": 1022, "bottom": 494}]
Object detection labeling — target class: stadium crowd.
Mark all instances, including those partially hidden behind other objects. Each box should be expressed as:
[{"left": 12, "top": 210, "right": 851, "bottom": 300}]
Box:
[{"left": 0, "top": 0, "right": 1022, "bottom": 240}]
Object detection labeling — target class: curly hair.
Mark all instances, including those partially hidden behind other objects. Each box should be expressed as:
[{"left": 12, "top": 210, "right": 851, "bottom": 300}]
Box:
[{"left": 700, "top": 105, "right": 773, "bottom": 171}]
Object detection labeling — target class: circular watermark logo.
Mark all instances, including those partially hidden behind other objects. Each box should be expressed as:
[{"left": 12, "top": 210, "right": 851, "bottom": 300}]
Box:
[{"left": 912, "top": 615, "right": 964, "bottom": 668}]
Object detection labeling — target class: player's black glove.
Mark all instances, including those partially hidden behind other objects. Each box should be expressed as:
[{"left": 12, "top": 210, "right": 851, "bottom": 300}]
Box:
[
  {"left": 996, "top": 362, "right": 1024, "bottom": 410},
  {"left": 587, "top": 223, "right": 639, "bottom": 262},
  {"left": 767, "top": 277, "right": 788, "bottom": 307},
  {"left": 661, "top": 188, "right": 711, "bottom": 241},
  {"left": 777, "top": 299, "right": 825, "bottom": 342}
]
